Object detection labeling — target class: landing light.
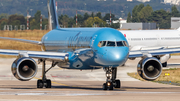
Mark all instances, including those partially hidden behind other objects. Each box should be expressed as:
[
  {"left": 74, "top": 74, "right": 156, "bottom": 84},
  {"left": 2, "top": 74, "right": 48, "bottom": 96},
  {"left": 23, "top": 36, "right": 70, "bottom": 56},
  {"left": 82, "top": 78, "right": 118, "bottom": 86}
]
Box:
[
  {"left": 107, "top": 82, "right": 111, "bottom": 86},
  {"left": 106, "top": 74, "right": 112, "bottom": 77},
  {"left": 64, "top": 56, "right": 69, "bottom": 62}
]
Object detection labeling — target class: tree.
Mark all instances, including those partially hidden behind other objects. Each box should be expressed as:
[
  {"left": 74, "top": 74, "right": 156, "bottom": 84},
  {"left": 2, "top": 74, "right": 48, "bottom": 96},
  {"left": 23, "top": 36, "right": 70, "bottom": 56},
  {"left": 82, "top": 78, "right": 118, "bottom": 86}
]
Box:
[
  {"left": 83, "top": 13, "right": 89, "bottom": 21},
  {"left": 138, "top": 5, "right": 153, "bottom": 22},
  {"left": 136, "top": 4, "right": 144, "bottom": 12},
  {"left": 74, "top": 14, "right": 84, "bottom": 25},
  {"left": 171, "top": 5, "right": 180, "bottom": 17},
  {"left": 94, "top": 17, "right": 105, "bottom": 25},
  {"left": 84, "top": 17, "right": 94, "bottom": 27},
  {"left": 103, "top": 13, "right": 116, "bottom": 21},
  {"left": 132, "top": 5, "right": 139, "bottom": 22},
  {"left": 0, "top": 13, "right": 9, "bottom": 20},
  {"left": 42, "top": 18, "right": 48, "bottom": 30},
  {"left": 34, "top": 10, "right": 41, "bottom": 23},
  {"left": 7, "top": 14, "right": 26, "bottom": 28},
  {"left": 30, "top": 19, "right": 38, "bottom": 30},
  {"left": 58, "top": 14, "right": 64, "bottom": 25},
  {"left": 132, "top": 4, "right": 145, "bottom": 22},
  {"left": 84, "top": 16, "right": 105, "bottom": 27},
  {"left": 127, "top": 12, "right": 131, "bottom": 22},
  {"left": 61, "top": 15, "right": 69, "bottom": 28},
  {"left": 91, "top": 12, "right": 94, "bottom": 18},
  {"left": 68, "top": 18, "right": 75, "bottom": 27},
  {"left": 0, "top": 18, "right": 8, "bottom": 30},
  {"left": 95, "top": 12, "right": 102, "bottom": 19},
  {"left": 148, "top": 9, "right": 171, "bottom": 29},
  {"left": 110, "top": 23, "right": 120, "bottom": 29}
]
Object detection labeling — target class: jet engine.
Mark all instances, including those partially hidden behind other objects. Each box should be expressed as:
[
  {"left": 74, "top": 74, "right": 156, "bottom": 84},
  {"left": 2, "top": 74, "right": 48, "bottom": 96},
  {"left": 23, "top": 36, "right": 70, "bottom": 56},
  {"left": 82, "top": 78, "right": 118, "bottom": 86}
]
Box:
[
  {"left": 159, "top": 54, "right": 171, "bottom": 63},
  {"left": 137, "top": 57, "right": 162, "bottom": 81},
  {"left": 11, "top": 57, "right": 38, "bottom": 81}
]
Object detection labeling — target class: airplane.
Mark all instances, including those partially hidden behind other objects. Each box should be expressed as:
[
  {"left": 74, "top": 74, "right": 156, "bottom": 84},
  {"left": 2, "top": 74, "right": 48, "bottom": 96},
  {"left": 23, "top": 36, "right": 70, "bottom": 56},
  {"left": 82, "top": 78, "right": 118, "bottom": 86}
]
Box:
[
  {"left": 0, "top": 0, "right": 180, "bottom": 90},
  {"left": 120, "top": 29, "right": 180, "bottom": 67}
]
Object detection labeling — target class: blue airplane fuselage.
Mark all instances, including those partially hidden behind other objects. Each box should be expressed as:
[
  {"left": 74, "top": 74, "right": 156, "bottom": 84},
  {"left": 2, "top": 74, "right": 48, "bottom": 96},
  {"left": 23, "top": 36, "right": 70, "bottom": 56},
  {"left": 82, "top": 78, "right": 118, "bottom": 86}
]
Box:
[{"left": 41, "top": 28, "right": 129, "bottom": 70}]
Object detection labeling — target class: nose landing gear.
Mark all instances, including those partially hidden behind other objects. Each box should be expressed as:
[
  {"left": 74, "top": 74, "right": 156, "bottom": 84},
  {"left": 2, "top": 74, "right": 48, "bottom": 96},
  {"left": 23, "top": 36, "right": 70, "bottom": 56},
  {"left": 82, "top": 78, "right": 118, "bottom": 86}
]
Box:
[{"left": 103, "top": 67, "right": 121, "bottom": 90}]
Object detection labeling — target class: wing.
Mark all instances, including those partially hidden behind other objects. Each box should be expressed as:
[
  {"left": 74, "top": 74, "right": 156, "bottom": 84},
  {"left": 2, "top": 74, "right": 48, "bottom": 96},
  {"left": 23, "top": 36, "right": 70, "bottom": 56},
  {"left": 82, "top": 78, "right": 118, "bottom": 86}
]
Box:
[
  {"left": 0, "top": 49, "right": 69, "bottom": 61},
  {"left": 0, "top": 37, "right": 42, "bottom": 45},
  {"left": 129, "top": 47, "right": 180, "bottom": 58}
]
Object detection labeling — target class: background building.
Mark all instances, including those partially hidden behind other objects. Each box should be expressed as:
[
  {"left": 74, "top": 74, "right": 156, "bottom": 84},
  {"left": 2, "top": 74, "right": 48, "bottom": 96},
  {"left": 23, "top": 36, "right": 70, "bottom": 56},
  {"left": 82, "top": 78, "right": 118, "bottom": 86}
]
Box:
[
  {"left": 171, "top": 17, "right": 180, "bottom": 29},
  {"left": 121, "top": 23, "right": 156, "bottom": 30}
]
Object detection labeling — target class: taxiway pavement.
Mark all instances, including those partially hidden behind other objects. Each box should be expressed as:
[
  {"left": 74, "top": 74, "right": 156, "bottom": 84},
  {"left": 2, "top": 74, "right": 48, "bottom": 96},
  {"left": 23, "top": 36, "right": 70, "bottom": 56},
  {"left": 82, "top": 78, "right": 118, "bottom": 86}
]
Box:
[{"left": 0, "top": 56, "right": 179, "bottom": 101}]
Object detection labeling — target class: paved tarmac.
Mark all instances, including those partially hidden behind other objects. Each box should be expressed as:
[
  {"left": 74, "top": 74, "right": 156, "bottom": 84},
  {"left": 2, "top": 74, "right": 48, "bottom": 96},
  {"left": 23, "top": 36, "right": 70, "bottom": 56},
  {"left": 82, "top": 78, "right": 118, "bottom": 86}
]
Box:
[{"left": 0, "top": 56, "right": 179, "bottom": 101}]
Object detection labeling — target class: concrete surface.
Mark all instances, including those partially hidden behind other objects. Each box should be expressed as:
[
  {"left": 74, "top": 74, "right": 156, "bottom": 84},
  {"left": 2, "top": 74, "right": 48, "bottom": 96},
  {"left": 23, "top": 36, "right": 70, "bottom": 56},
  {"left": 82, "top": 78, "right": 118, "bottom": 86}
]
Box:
[{"left": 0, "top": 56, "right": 179, "bottom": 101}]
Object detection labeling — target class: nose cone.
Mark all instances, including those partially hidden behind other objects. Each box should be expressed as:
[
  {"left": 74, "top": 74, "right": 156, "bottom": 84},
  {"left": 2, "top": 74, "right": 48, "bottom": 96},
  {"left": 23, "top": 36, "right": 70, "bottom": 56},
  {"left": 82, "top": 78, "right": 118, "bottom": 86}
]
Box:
[{"left": 107, "top": 47, "right": 129, "bottom": 66}]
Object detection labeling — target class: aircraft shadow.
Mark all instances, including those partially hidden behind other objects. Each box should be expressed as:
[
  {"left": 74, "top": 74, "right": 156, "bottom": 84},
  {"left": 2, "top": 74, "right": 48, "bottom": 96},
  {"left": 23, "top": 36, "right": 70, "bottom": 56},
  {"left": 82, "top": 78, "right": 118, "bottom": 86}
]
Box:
[
  {"left": 52, "top": 85, "right": 126, "bottom": 91},
  {"left": 167, "top": 64, "right": 180, "bottom": 67}
]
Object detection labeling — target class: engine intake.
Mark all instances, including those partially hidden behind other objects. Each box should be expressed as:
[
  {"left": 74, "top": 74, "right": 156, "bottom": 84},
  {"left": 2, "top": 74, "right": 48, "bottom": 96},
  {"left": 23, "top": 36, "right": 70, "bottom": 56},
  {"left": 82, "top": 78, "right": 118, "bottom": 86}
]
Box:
[
  {"left": 11, "top": 57, "right": 38, "bottom": 81},
  {"left": 137, "top": 57, "right": 162, "bottom": 81}
]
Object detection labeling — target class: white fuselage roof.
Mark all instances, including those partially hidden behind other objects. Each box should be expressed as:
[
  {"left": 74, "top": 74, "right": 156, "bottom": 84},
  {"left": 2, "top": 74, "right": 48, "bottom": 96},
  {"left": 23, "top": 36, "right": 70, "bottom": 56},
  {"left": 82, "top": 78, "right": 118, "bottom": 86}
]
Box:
[{"left": 120, "top": 30, "right": 180, "bottom": 50}]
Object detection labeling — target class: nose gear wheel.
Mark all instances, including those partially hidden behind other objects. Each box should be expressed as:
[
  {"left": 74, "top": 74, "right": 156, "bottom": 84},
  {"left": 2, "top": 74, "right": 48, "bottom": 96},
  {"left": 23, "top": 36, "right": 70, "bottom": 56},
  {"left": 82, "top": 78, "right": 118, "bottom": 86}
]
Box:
[{"left": 103, "top": 67, "right": 121, "bottom": 90}]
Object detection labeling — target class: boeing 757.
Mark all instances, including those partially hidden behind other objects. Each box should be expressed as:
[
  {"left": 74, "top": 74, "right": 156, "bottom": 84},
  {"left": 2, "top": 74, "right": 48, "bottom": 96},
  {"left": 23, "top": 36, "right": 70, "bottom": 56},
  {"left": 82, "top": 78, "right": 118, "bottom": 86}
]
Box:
[{"left": 0, "top": 0, "right": 180, "bottom": 90}]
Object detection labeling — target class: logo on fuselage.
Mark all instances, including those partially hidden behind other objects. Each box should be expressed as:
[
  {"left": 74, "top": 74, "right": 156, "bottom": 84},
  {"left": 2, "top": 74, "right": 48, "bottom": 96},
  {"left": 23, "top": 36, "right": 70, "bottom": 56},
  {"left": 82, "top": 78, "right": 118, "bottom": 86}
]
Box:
[{"left": 68, "top": 32, "right": 92, "bottom": 47}]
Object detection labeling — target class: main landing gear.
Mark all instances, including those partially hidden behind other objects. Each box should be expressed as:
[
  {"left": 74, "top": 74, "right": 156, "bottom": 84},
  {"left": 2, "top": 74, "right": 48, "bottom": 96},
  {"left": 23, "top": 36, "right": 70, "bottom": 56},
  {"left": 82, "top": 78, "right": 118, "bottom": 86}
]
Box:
[
  {"left": 103, "top": 67, "right": 121, "bottom": 90},
  {"left": 37, "top": 60, "right": 57, "bottom": 88}
]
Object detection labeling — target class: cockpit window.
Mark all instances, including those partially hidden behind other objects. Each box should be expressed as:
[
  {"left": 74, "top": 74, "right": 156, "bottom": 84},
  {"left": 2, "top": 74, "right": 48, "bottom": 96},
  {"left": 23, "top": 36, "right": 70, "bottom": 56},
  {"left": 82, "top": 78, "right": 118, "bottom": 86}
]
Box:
[
  {"left": 101, "top": 41, "right": 107, "bottom": 47},
  {"left": 98, "top": 41, "right": 102, "bottom": 47},
  {"left": 123, "top": 41, "right": 128, "bottom": 47},
  {"left": 117, "top": 41, "right": 124, "bottom": 46},
  {"left": 107, "top": 41, "right": 115, "bottom": 46},
  {"left": 98, "top": 41, "right": 128, "bottom": 47}
]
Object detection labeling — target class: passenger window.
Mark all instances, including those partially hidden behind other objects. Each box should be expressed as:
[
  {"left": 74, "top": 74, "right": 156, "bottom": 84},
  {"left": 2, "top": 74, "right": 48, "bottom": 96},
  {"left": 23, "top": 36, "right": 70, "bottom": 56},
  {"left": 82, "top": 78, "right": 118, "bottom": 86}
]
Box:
[
  {"left": 107, "top": 41, "right": 115, "bottom": 46},
  {"left": 117, "top": 41, "right": 124, "bottom": 46},
  {"left": 98, "top": 41, "right": 102, "bottom": 47},
  {"left": 101, "top": 41, "right": 106, "bottom": 47}
]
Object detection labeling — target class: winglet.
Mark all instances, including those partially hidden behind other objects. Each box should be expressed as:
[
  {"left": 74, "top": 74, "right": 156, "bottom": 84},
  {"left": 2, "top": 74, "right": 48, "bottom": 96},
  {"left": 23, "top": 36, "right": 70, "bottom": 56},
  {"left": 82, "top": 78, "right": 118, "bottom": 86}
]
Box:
[{"left": 47, "top": 0, "right": 60, "bottom": 30}]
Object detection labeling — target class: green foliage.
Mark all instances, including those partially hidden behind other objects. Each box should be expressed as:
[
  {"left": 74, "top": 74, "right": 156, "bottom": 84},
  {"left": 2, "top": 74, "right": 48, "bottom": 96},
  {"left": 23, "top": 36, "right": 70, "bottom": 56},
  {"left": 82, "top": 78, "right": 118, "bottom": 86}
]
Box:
[
  {"left": 34, "top": 11, "right": 41, "bottom": 23},
  {"left": 83, "top": 13, "right": 90, "bottom": 21},
  {"left": 131, "top": 4, "right": 173, "bottom": 29},
  {"left": 132, "top": 5, "right": 139, "bottom": 22},
  {"left": 95, "top": 12, "right": 102, "bottom": 19},
  {"left": 0, "top": 14, "right": 9, "bottom": 20},
  {"left": 61, "top": 15, "right": 69, "bottom": 28},
  {"left": 84, "top": 16, "right": 106, "bottom": 27},
  {"left": 2, "top": 2, "right": 180, "bottom": 30},
  {"left": 30, "top": 19, "right": 38, "bottom": 30},
  {"left": 127, "top": 12, "right": 131, "bottom": 22},
  {"left": 74, "top": 14, "right": 84, "bottom": 26},
  {"left": 0, "top": 19, "right": 8, "bottom": 30},
  {"left": 0, "top": 0, "right": 176, "bottom": 19},
  {"left": 171, "top": 5, "right": 180, "bottom": 17},
  {"left": 148, "top": 9, "right": 171, "bottom": 29},
  {"left": 138, "top": 5, "right": 153, "bottom": 22},
  {"left": 103, "top": 13, "right": 116, "bottom": 21},
  {"left": 8, "top": 14, "right": 26, "bottom": 26},
  {"left": 110, "top": 23, "right": 120, "bottom": 29}
]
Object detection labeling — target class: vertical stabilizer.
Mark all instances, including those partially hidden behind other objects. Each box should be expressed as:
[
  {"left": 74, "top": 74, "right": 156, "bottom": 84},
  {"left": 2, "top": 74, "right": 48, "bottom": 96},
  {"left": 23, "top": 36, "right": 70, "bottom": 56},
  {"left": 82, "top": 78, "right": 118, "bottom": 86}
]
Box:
[{"left": 47, "top": 0, "right": 60, "bottom": 30}]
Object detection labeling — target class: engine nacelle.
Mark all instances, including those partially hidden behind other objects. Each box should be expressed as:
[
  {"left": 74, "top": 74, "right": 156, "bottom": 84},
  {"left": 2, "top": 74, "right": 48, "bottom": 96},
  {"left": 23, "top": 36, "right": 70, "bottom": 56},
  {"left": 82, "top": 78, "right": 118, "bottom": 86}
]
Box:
[
  {"left": 159, "top": 54, "right": 171, "bottom": 63},
  {"left": 137, "top": 57, "right": 162, "bottom": 81},
  {"left": 11, "top": 57, "right": 38, "bottom": 81}
]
